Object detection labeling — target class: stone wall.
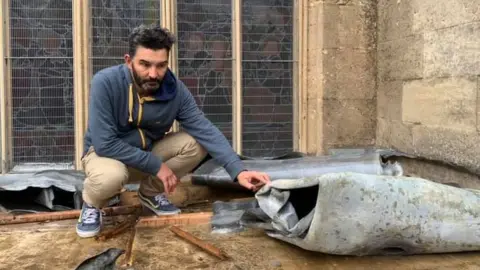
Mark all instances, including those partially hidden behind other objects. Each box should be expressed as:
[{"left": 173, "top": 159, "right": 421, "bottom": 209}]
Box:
[
  {"left": 376, "top": 0, "right": 480, "bottom": 175},
  {"left": 306, "top": 0, "right": 377, "bottom": 155}
]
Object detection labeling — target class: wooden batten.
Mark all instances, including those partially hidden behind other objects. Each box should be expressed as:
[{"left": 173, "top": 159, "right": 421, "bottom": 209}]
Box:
[
  {"left": 73, "top": 0, "right": 92, "bottom": 170},
  {"left": 136, "top": 212, "right": 213, "bottom": 227},
  {"left": 0, "top": 0, "right": 12, "bottom": 174},
  {"left": 169, "top": 0, "right": 178, "bottom": 78},
  {"left": 231, "top": 0, "right": 243, "bottom": 154},
  {"left": 73, "top": 0, "right": 85, "bottom": 170},
  {"left": 169, "top": 0, "right": 180, "bottom": 133},
  {"left": 82, "top": 0, "right": 92, "bottom": 132}
]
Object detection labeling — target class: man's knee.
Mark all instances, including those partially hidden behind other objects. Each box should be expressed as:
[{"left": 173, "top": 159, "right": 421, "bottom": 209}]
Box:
[
  {"left": 82, "top": 157, "right": 128, "bottom": 208},
  {"left": 180, "top": 132, "right": 207, "bottom": 159},
  {"left": 154, "top": 131, "right": 207, "bottom": 160}
]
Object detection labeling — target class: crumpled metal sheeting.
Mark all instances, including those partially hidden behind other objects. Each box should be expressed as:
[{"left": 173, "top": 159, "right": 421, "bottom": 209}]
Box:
[
  {"left": 191, "top": 150, "right": 404, "bottom": 189},
  {"left": 0, "top": 170, "right": 85, "bottom": 192},
  {"left": 248, "top": 172, "right": 480, "bottom": 256},
  {"left": 211, "top": 200, "right": 259, "bottom": 234},
  {"left": 0, "top": 170, "right": 86, "bottom": 210}
]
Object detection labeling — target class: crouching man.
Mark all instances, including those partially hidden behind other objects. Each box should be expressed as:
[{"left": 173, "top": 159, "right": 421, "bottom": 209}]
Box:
[{"left": 77, "top": 24, "right": 270, "bottom": 238}]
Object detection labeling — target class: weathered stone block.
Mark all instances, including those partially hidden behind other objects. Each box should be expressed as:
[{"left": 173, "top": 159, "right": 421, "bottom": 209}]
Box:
[
  {"left": 416, "top": 0, "right": 480, "bottom": 31},
  {"left": 402, "top": 77, "right": 478, "bottom": 131},
  {"left": 377, "top": 80, "right": 403, "bottom": 121},
  {"left": 321, "top": 0, "right": 374, "bottom": 6},
  {"left": 377, "top": 0, "right": 418, "bottom": 42},
  {"left": 308, "top": 3, "right": 324, "bottom": 50},
  {"left": 377, "top": 34, "right": 424, "bottom": 81},
  {"left": 412, "top": 126, "right": 480, "bottom": 176},
  {"left": 323, "top": 4, "right": 376, "bottom": 49},
  {"left": 307, "top": 61, "right": 324, "bottom": 97},
  {"left": 307, "top": 48, "right": 324, "bottom": 79},
  {"left": 424, "top": 23, "right": 480, "bottom": 78},
  {"left": 323, "top": 99, "right": 376, "bottom": 148},
  {"left": 323, "top": 48, "right": 375, "bottom": 99},
  {"left": 394, "top": 157, "right": 480, "bottom": 190},
  {"left": 376, "top": 118, "right": 414, "bottom": 153},
  {"left": 477, "top": 76, "right": 480, "bottom": 132}
]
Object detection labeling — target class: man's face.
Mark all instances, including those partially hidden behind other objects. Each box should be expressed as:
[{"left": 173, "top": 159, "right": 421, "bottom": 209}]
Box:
[{"left": 125, "top": 46, "right": 169, "bottom": 95}]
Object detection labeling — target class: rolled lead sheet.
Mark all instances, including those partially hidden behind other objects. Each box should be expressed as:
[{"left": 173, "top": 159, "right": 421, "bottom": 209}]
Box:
[
  {"left": 191, "top": 151, "right": 403, "bottom": 189},
  {"left": 246, "top": 172, "right": 480, "bottom": 256}
]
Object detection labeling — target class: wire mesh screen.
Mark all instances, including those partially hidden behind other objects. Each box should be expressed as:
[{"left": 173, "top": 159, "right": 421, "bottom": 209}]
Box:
[
  {"left": 177, "top": 0, "right": 233, "bottom": 144},
  {"left": 9, "top": 0, "right": 75, "bottom": 165},
  {"left": 242, "top": 0, "right": 294, "bottom": 157},
  {"left": 91, "top": 0, "right": 161, "bottom": 75}
]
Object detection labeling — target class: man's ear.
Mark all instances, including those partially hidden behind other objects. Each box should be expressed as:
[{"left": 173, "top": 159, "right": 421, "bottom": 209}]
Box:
[{"left": 124, "top": 54, "right": 133, "bottom": 68}]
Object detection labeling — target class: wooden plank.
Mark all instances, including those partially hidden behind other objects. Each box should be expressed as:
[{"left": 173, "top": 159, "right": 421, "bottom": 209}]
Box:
[
  {"left": 169, "top": 0, "right": 180, "bottom": 133},
  {"left": 305, "top": 2, "right": 322, "bottom": 155},
  {"left": 82, "top": 0, "right": 92, "bottom": 132},
  {"left": 160, "top": 0, "right": 168, "bottom": 28},
  {"left": 0, "top": 0, "right": 12, "bottom": 173},
  {"left": 232, "top": 0, "right": 243, "bottom": 154},
  {"left": 73, "top": 0, "right": 85, "bottom": 170},
  {"left": 0, "top": 205, "right": 141, "bottom": 225},
  {"left": 170, "top": 225, "right": 230, "bottom": 260},
  {"left": 136, "top": 212, "right": 213, "bottom": 228},
  {"left": 168, "top": 0, "right": 178, "bottom": 79}
]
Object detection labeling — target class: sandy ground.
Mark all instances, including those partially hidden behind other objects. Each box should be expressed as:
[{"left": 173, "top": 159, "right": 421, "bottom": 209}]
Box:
[{"left": 1, "top": 218, "right": 480, "bottom": 270}]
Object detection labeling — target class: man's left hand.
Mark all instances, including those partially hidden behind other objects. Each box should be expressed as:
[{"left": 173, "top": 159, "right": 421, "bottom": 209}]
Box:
[{"left": 237, "top": 171, "right": 271, "bottom": 192}]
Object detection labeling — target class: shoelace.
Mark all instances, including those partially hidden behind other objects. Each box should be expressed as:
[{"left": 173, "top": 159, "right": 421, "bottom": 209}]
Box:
[
  {"left": 154, "top": 194, "right": 171, "bottom": 206},
  {"left": 82, "top": 208, "right": 99, "bottom": 224}
]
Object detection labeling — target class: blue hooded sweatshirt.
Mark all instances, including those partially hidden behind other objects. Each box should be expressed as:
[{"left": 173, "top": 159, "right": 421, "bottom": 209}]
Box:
[{"left": 83, "top": 64, "right": 245, "bottom": 180}]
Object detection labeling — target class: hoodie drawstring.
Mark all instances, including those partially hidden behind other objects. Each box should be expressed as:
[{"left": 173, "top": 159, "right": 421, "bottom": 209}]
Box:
[{"left": 128, "top": 83, "right": 133, "bottom": 123}]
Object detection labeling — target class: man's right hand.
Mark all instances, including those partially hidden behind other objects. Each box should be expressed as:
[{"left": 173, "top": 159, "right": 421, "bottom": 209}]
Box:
[{"left": 156, "top": 163, "right": 178, "bottom": 194}]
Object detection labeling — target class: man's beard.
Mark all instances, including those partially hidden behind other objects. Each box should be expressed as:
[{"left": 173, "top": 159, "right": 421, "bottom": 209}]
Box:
[{"left": 131, "top": 65, "right": 162, "bottom": 95}]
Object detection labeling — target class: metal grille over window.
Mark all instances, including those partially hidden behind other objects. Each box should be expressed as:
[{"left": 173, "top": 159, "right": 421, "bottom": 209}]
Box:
[
  {"left": 10, "top": 0, "right": 75, "bottom": 167},
  {"left": 241, "top": 0, "right": 294, "bottom": 157},
  {"left": 91, "top": 0, "right": 161, "bottom": 74},
  {"left": 177, "top": 0, "right": 233, "bottom": 144}
]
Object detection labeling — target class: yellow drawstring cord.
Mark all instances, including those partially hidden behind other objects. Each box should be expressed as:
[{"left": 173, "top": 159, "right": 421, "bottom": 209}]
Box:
[{"left": 128, "top": 84, "right": 133, "bottom": 123}]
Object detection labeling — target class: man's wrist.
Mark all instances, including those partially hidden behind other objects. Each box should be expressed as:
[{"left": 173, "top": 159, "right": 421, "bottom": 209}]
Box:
[
  {"left": 233, "top": 169, "right": 248, "bottom": 182},
  {"left": 224, "top": 159, "right": 246, "bottom": 182}
]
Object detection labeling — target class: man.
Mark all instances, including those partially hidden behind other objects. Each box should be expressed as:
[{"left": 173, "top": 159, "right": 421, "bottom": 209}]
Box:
[{"left": 76, "top": 24, "right": 271, "bottom": 238}]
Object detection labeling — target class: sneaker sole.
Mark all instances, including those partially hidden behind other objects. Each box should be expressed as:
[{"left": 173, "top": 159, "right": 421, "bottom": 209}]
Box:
[
  {"left": 139, "top": 199, "right": 181, "bottom": 216},
  {"left": 76, "top": 226, "right": 101, "bottom": 238}
]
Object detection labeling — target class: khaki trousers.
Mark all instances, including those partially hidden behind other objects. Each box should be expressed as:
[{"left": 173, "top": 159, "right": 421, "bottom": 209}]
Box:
[{"left": 81, "top": 131, "right": 207, "bottom": 209}]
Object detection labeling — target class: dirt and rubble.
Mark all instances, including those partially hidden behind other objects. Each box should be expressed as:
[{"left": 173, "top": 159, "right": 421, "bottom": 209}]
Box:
[
  {"left": 2, "top": 182, "right": 480, "bottom": 270},
  {"left": 2, "top": 209, "right": 480, "bottom": 269}
]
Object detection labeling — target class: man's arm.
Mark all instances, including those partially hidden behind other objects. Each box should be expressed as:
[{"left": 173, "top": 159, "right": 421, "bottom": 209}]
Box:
[
  {"left": 88, "top": 73, "right": 162, "bottom": 176},
  {"left": 175, "top": 81, "right": 245, "bottom": 181}
]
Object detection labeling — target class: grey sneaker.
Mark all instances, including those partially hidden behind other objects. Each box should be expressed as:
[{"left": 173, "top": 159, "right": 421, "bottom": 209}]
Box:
[
  {"left": 138, "top": 192, "right": 181, "bottom": 215},
  {"left": 76, "top": 202, "right": 102, "bottom": 238}
]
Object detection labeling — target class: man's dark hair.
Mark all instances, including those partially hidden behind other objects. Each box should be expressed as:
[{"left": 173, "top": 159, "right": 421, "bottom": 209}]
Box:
[{"left": 128, "top": 24, "right": 176, "bottom": 57}]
